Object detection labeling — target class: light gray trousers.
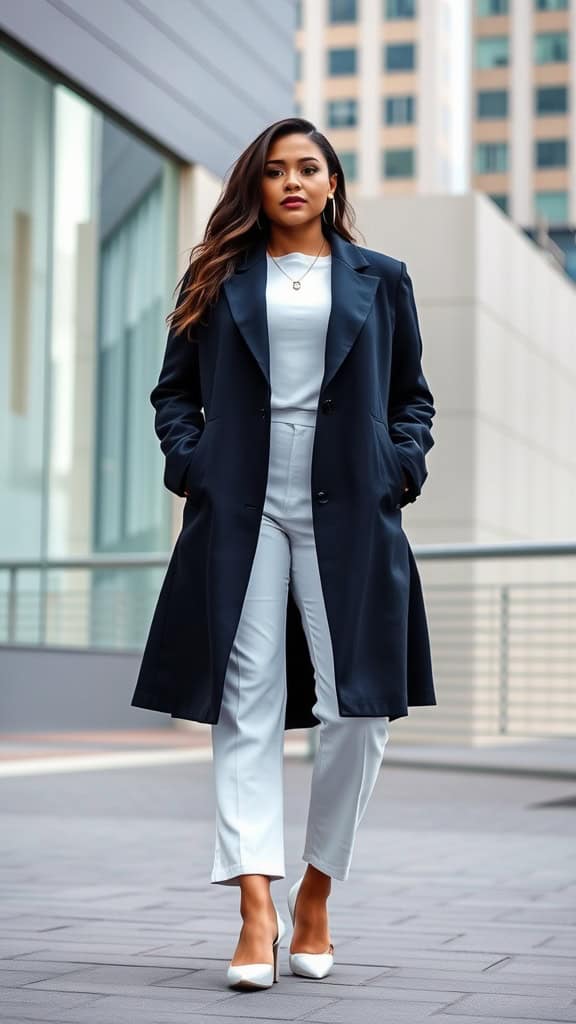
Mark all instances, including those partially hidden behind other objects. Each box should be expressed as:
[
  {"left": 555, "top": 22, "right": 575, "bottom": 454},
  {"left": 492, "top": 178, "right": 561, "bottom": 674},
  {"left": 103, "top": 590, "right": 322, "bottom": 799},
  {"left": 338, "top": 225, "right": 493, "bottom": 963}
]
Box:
[{"left": 210, "top": 409, "right": 390, "bottom": 886}]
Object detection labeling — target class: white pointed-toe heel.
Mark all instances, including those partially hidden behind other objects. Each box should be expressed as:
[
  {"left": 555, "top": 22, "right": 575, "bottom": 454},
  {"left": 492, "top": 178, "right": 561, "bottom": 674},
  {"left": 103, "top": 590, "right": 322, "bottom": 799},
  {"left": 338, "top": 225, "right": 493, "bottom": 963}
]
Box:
[
  {"left": 287, "top": 875, "right": 335, "bottom": 979},
  {"left": 226, "top": 902, "right": 286, "bottom": 990}
]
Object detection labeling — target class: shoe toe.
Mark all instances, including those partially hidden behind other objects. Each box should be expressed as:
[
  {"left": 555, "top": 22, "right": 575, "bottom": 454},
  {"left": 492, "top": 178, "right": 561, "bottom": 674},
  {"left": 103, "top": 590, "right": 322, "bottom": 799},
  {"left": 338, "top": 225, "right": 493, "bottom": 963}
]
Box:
[
  {"left": 227, "top": 962, "right": 274, "bottom": 989},
  {"left": 289, "top": 951, "right": 334, "bottom": 979}
]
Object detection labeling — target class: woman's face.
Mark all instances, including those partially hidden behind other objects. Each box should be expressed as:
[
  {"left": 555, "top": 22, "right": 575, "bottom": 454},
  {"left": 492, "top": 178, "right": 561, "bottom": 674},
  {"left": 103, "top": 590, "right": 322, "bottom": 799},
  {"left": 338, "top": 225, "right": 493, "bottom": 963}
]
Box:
[{"left": 260, "top": 133, "right": 337, "bottom": 230}]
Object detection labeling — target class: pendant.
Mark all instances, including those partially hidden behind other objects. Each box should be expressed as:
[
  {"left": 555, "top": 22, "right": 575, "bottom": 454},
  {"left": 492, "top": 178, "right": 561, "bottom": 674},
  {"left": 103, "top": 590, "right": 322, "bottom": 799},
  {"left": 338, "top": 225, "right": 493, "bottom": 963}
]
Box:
[{"left": 293, "top": 280, "right": 301, "bottom": 290}]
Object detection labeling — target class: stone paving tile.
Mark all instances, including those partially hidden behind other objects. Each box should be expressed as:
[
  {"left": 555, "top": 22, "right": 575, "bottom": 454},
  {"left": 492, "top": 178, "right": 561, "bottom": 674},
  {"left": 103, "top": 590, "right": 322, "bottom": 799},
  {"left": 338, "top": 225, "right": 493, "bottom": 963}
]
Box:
[
  {"left": 423, "top": 1019, "right": 563, "bottom": 1024},
  {"left": 1, "top": 758, "right": 576, "bottom": 1022},
  {"left": 441, "top": 992, "right": 576, "bottom": 1020},
  {"left": 364, "top": 966, "right": 576, "bottom": 998},
  {"left": 0, "top": 967, "right": 92, "bottom": 988},
  {"left": 288, "top": 996, "right": 451, "bottom": 1022},
  {"left": 0, "top": 987, "right": 105, "bottom": 1010},
  {"left": 440, "top": 927, "right": 560, "bottom": 954},
  {"left": 159, "top": 963, "right": 394, "bottom": 989},
  {"left": 492, "top": 957, "right": 576, "bottom": 978},
  {"left": 23, "top": 964, "right": 200, "bottom": 988},
  {"left": 54, "top": 992, "right": 338, "bottom": 1020}
]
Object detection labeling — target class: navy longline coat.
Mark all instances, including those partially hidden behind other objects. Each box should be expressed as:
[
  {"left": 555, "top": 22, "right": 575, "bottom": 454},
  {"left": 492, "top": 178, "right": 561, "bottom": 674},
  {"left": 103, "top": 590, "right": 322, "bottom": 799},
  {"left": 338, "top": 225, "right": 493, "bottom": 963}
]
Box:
[{"left": 131, "top": 227, "right": 437, "bottom": 728}]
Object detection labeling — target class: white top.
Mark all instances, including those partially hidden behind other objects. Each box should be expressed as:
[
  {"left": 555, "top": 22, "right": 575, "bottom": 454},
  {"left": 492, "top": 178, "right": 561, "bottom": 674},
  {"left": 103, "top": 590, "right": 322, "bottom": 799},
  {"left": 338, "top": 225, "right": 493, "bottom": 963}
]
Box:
[{"left": 265, "top": 251, "right": 332, "bottom": 415}]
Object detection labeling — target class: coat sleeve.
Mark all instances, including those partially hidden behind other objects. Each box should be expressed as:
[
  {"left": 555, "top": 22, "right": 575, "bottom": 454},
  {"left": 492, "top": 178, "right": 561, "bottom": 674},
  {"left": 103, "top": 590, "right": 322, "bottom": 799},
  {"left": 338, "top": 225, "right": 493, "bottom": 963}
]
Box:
[
  {"left": 149, "top": 267, "right": 205, "bottom": 498},
  {"left": 387, "top": 261, "right": 436, "bottom": 508}
]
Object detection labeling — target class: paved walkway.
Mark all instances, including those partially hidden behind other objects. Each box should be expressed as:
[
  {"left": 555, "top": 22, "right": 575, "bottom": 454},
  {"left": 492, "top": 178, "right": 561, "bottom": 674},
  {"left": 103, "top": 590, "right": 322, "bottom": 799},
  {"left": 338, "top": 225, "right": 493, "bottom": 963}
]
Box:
[
  {"left": 1, "top": 729, "right": 574, "bottom": 780},
  {"left": 0, "top": 737, "right": 575, "bottom": 1022}
]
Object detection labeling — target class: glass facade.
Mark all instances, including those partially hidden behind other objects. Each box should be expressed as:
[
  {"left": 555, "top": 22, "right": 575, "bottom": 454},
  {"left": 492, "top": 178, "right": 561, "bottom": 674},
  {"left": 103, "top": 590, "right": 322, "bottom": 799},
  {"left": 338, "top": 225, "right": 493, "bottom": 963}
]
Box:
[
  {"left": 385, "top": 0, "right": 416, "bottom": 17},
  {"left": 475, "top": 36, "right": 509, "bottom": 68},
  {"left": 477, "top": 0, "right": 509, "bottom": 13},
  {"left": 328, "top": 48, "right": 357, "bottom": 75},
  {"left": 384, "top": 95, "right": 416, "bottom": 124},
  {"left": 489, "top": 194, "right": 508, "bottom": 213},
  {"left": 327, "top": 98, "right": 358, "bottom": 127},
  {"left": 534, "top": 32, "right": 569, "bottom": 64},
  {"left": 535, "top": 86, "right": 568, "bottom": 115},
  {"left": 384, "top": 43, "right": 416, "bottom": 71},
  {"left": 338, "top": 151, "right": 357, "bottom": 181},
  {"left": 477, "top": 90, "right": 508, "bottom": 118},
  {"left": 329, "top": 0, "right": 357, "bottom": 22},
  {"left": 535, "top": 139, "right": 568, "bottom": 167},
  {"left": 383, "top": 147, "right": 415, "bottom": 177},
  {"left": 475, "top": 142, "right": 508, "bottom": 173},
  {"left": 534, "top": 191, "right": 568, "bottom": 224},
  {"left": 0, "top": 42, "right": 180, "bottom": 646},
  {"left": 535, "top": 0, "right": 568, "bottom": 9}
]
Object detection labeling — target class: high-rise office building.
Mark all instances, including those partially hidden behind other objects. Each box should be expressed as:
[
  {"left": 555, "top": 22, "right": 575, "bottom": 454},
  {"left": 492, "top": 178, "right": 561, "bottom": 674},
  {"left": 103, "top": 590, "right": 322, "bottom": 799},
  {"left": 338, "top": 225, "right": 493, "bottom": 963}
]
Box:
[{"left": 295, "top": 0, "right": 575, "bottom": 277}]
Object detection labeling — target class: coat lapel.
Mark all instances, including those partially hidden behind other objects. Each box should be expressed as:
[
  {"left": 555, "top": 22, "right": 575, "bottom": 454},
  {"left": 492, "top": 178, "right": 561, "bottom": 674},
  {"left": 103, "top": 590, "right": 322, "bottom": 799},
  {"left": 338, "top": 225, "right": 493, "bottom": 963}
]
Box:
[{"left": 222, "top": 230, "right": 381, "bottom": 397}]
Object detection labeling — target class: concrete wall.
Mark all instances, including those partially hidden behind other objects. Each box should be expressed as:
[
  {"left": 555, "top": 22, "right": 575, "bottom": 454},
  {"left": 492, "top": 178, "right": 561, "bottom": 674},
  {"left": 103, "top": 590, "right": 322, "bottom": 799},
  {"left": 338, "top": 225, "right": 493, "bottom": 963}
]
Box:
[
  {"left": 353, "top": 191, "right": 576, "bottom": 741},
  {"left": 0, "top": 647, "right": 165, "bottom": 731},
  {"left": 0, "top": 0, "right": 297, "bottom": 177},
  {"left": 353, "top": 191, "right": 576, "bottom": 547}
]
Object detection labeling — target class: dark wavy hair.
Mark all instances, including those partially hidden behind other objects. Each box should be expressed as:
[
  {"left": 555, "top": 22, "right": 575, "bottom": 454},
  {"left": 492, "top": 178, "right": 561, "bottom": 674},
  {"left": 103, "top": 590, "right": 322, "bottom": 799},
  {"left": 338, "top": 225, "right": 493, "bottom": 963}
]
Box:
[{"left": 168, "top": 117, "right": 361, "bottom": 339}]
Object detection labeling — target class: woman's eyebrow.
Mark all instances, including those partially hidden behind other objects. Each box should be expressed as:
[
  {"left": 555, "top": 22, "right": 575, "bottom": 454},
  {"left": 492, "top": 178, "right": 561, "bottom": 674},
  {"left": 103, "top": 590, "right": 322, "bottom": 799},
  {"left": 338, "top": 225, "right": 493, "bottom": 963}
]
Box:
[{"left": 265, "top": 156, "right": 321, "bottom": 165}]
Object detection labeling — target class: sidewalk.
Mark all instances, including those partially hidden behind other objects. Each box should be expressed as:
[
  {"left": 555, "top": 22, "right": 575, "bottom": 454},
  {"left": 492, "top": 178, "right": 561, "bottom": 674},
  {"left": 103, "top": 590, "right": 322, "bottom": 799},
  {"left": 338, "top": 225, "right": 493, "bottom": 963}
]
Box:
[
  {"left": 0, "top": 729, "right": 574, "bottom": 780},
  {"left": 0, "top": 738, "right": 575, "bottom": 1022}
]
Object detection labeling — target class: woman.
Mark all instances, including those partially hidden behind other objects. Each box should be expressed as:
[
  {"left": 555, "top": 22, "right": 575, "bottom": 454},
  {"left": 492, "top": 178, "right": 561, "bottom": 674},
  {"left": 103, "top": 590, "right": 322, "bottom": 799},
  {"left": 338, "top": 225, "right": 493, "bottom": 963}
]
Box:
[{"left": 131, "top": 117, "right": 436, "bottom": 990}]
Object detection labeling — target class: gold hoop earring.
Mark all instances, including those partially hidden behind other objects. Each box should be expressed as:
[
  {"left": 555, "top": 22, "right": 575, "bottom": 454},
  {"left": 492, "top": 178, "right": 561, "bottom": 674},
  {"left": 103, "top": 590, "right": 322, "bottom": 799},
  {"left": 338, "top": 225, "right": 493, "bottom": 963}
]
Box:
[{"left": 322, "top": 194, "right": 335, "bottom": 228}]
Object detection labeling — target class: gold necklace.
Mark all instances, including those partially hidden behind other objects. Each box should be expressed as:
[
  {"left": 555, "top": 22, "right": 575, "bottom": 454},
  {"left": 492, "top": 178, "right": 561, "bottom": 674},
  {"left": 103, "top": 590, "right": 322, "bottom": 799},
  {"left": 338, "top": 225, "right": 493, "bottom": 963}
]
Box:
[{"left": 267, "top": 239, "right": 329, "bottom": 290}]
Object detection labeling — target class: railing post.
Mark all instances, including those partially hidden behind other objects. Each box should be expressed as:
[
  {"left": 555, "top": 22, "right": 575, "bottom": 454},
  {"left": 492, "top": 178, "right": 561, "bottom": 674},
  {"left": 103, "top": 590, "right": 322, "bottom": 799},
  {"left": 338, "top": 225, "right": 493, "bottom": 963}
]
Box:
[
  {"left": 7, "top": 567, "right": 17, "bottom": 643},
  {"left": 498, "top": 584, "right": 510, "bottom": 735},
  {"left": 39, "top": 564, "right": 48, "bottom": 645}
]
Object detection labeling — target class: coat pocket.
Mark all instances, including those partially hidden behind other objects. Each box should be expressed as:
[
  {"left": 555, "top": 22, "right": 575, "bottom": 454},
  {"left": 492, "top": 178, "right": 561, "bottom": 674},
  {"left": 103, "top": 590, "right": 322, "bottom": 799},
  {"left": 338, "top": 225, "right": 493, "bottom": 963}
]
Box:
[
  {"left": 369, "top": 412, "right": 405, "bottom": 504},
  {"left": 184, "top": 416, "right": 220, "bottom": 494}
]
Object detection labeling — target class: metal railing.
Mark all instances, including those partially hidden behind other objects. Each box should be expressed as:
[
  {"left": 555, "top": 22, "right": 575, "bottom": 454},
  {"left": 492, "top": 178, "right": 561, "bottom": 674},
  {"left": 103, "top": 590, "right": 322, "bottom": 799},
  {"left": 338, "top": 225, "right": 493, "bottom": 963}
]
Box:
[{"left": 2, "top": 540, "right": 576, "bottom": 739}]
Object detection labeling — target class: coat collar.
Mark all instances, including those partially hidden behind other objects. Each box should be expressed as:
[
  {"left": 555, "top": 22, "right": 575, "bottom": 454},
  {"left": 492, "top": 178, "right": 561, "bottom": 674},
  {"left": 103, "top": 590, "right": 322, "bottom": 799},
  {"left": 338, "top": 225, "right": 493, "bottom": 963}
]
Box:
[{"left": 222, "top": 229, "right": 380, "bottom": 396}]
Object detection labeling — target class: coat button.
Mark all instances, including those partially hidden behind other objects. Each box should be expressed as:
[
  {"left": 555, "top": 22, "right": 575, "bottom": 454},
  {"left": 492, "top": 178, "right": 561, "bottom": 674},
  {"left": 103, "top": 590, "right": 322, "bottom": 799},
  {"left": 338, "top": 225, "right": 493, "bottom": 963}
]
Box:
[
  {"left": 316, "top": 490, "right": 329, "bottom": 503},
  {"left": 321, "top": 398, "right": 334, "bottom": 414},
  {"left": 258, "top": 407, "right": 266, "bottom": 418}
]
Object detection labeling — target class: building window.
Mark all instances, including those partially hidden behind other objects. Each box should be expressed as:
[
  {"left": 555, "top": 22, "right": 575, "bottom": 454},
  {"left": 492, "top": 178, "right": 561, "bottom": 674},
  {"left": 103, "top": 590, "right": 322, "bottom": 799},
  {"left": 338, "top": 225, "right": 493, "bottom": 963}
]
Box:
[
  {"left": 535, "top": 191, "right": 568, "bottom": 223},
  {"left": 475, "top": 36, "right": 509, "bottom": 67},
  {"left": 329, "top": 0, "right": 357, "bottom": 22},
  {"left": 535, "top": 138, "right": 568, "bottom": 167},
  {"left": 385, "top": 0, "right": 416, "bottom": 18},
  {"left": 384, "top": 95, "right": 415, "bottom": 123},
  {"left": 535, "top": 86, "right": 568, "bottom": 115},
  {"left": 0, "top": 42, "right": 180, "bottom": 645},
  {"left": 383, "top": 147, "right": 415, "bottom": 177},
  {"left": 535, "top": 0, "right": 568, "bottom": 10},
  {"left": 294, "top": 100, "right": 302, "bottom": 117},
  {"left": 295, "top": 0, "right": 302, "bottom": 28},
  {"left": 328, "top": 48, "right": 357, "bottom": 75},
  {"left": 475, "top": 142, "right": 508, "bottom": 172},
  {"left": 384, "top": 43, "right": 416, "bottom": 71},
  {"left": 489, "top": 194, "right": 508, "bottom": 213},
  {"left": 327, "top": 98, "right": 358, "bottom": 127},
  {"left": 477, "top": 89, "right": 508, "bottom": 118},
  {"left": 477, "top": 0, "right": 509, "bottom": 14},
  {"left": 295, "top": 50, "right": 301, "bottom": 80},
  {"left": 339, "top": 151, "right": 357, "bottom": 181},
  {"left": 534, "top": 32, "right": 569, "bottom": 63}
]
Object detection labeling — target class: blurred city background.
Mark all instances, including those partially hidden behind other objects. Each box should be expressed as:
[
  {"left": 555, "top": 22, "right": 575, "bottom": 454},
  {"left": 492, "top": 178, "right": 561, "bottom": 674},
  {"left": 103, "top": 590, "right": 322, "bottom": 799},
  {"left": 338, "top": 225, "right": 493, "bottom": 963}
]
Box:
[
  {"left": 1, "top": 3, "right": 576, "bottom": 1021},
  {"left": 1, "top": 0, "right": 575, "bottom": 751}
]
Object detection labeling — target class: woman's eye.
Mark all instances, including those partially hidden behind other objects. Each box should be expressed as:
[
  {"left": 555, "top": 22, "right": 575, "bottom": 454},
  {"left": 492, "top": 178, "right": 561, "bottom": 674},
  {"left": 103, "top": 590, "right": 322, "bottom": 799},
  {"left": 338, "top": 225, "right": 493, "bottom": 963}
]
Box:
[{"left": 265, "top": 167, "right": 319, "bottom": 177}]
